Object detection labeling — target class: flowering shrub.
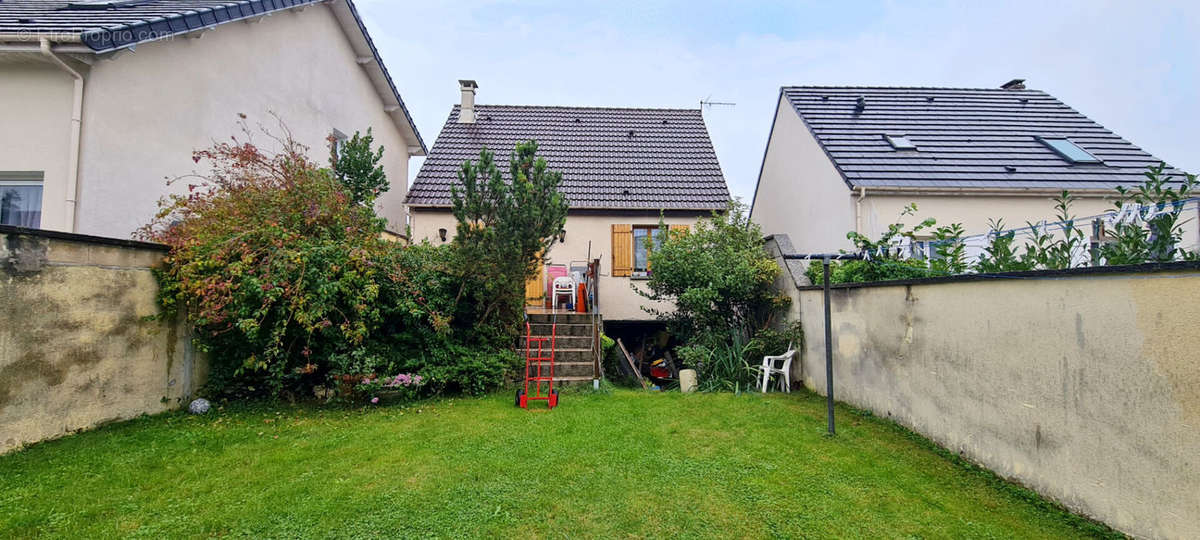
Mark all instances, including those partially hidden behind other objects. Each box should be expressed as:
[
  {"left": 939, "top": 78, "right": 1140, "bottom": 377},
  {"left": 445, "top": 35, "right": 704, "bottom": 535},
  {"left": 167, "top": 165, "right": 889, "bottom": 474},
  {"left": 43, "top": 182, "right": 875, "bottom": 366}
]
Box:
[
  {"left": 138, "top": 123, "right": 413, "bottom": 397},
  {"left": 139, "top": 121, "right": 531, "bottom": 400},
  {"left": 356, "top": 372, "right": 426, "bottom": 404}
]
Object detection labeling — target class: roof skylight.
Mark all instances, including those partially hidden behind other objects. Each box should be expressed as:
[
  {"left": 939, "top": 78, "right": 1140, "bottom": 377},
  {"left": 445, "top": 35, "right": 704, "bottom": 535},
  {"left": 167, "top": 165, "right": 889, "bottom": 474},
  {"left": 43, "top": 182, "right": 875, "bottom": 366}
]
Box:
[
  {"left": 1038, "top": 137, "right": 1101, "bottom": 164},
  {"left": 884, "top": 134, "right": 916, "bottom": 151}
]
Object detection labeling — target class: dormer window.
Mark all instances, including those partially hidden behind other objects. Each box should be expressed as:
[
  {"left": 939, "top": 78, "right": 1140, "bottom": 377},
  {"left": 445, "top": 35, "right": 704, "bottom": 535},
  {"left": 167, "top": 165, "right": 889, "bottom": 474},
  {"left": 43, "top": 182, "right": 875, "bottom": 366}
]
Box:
[
  {"left": 1037, "top": 137, "right": 1101, "bottom": 164},
  {"left": 884, "top": 134, "right": 916, "bottom": 151}
]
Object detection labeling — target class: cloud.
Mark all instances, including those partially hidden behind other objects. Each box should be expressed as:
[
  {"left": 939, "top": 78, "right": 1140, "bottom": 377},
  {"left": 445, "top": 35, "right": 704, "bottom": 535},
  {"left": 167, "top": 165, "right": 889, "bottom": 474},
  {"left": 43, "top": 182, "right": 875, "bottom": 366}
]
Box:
[{"left": 357, "top": 0, "right": 1200, "bottom": 203}]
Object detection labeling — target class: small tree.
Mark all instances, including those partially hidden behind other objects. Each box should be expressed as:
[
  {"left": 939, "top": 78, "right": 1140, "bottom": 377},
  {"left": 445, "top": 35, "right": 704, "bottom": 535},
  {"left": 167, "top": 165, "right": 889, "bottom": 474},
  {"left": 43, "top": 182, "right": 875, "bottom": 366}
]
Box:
[
  {"left": 448, "top": 141, "right": 568, "bottom": 340},
  {"left": 639, "top": 201, "right": 789, "bottom": 347},
  {"left": 330, "top": 128, "right": 387, "bottom": 205}
]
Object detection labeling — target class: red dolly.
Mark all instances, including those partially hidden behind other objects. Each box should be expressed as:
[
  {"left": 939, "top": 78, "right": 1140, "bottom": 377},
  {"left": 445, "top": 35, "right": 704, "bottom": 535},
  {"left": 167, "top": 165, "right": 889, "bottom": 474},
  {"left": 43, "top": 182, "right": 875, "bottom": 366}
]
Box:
[{"left": 517, "top": 321, "right": 558, "bottom": 409}]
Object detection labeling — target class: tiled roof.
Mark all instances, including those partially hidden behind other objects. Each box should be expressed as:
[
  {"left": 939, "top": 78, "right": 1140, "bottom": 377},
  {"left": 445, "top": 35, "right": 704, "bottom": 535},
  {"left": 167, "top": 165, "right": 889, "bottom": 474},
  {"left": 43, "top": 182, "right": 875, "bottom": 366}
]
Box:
[
  {"left": 0, "top": 0, "right": 319, "bottom": 48},
  {"left": 406, "top": 105, "right": 730, "bottom": 210},
  {"left": 0, "top": 0, "right": 426, "bottom": 153},
  {"left": 783, "top": 85, "right": 1185, "bottom": 190}
]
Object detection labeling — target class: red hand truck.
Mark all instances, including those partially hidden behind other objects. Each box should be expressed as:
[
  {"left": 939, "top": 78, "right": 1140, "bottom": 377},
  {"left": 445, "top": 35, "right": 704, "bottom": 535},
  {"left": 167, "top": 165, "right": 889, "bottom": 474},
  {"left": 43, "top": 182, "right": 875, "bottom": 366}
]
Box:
[{"left": 517, "top": 321, "right": 558, "bottom": 409}]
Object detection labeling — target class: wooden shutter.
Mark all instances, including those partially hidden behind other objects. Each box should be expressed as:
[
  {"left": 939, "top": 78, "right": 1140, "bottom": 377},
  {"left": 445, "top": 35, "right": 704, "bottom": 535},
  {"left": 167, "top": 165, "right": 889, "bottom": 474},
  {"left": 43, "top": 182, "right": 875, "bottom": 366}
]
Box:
[
  {"left": 611, "top": 224, "right": 633, "bottom": 277},
  {"left": 669, "top": 224, "right": 690, "bottom": 236},
  {"left": 525, "top": 251, "right": 545, "bottom": 306}
]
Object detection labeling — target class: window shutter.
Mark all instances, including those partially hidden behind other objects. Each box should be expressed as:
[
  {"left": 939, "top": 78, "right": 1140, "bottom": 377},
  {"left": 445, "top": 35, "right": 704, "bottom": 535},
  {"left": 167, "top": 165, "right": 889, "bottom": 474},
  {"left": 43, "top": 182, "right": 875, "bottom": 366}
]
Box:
[
  {"left": 611, "top": 224, "right": 633, "bottom": 277},
  {"left": 669, "top": 224, "right": 690, "bottom": 236}
]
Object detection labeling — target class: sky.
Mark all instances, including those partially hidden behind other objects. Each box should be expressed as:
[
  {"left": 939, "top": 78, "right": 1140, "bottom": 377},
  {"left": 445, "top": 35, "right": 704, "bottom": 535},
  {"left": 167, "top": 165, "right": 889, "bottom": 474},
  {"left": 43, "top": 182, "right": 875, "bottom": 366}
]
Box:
[{"left": 356, "top": 0, "right": 1200, "bottom": 204}]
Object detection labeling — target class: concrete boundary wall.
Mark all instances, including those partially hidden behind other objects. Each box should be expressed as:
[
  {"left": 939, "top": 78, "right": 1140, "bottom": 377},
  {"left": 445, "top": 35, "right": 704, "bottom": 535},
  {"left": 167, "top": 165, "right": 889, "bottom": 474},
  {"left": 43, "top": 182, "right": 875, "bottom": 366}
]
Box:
[
  {"left": 1, "top": 225, "right": 205, "bottom": 454},
  {"left": 766, "top": 234, "right": 1200, "bottom": 539}
]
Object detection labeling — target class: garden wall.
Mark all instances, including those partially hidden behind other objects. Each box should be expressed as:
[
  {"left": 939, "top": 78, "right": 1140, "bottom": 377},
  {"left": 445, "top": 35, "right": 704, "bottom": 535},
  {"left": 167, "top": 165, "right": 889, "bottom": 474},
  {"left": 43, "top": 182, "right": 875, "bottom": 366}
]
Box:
[
  {"left": 0, "top": 226, "right": 205, "bottom": 454},
  {"left": 766, "top": 234, "right": 1200, "bottom": 540}
]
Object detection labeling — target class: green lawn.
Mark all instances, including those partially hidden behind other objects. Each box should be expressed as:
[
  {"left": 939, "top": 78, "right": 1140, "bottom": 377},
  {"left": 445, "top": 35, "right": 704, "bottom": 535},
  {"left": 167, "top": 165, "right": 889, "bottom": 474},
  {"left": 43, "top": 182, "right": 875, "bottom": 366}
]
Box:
[{"left": 0, "top": 389, "right": 1116, "bottom": 539}]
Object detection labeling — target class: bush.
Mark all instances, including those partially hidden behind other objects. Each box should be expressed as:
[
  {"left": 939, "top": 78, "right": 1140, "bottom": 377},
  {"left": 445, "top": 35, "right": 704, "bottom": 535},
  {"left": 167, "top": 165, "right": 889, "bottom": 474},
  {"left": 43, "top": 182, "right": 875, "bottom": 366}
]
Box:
[
  {"left": 139, "top": 127, "right": 401, "bottom": 397},
  {"left": 139, "top": 123, "right": 539, "bottom": 400},
  {"left": 640, "top": 201, "right": 789, "bottom": 348}
]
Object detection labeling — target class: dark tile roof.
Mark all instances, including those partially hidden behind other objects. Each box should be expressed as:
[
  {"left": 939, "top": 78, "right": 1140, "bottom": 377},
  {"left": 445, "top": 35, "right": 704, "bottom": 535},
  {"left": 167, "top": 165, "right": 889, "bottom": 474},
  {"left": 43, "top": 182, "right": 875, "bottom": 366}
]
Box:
[
  {"left": 406, "top": 105, "right": 730, "bottom": 210},
  {"left": 0, "top": 0, "right": 425, "bottom": 153},
  {"left": 783, "top": 85, "right": 1186, "bottom": 190},
  {"left": 0, "top": 0, "right": 319, "bottom": 48}
]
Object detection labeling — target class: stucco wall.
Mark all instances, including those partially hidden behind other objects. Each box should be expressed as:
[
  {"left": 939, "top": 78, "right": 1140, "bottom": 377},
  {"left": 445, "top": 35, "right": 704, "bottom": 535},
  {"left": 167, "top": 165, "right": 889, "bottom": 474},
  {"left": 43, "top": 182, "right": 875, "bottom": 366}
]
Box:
[
  {"left": 410, "top": 208, "right": 706, "bottom": 320},
  {"left": 0, "top": 3, "right": 413, "bottom": 237},
  {"left": 750, "top": 93, "right": 856, "bottom": 253},
  {"left": 0, "top": 61, "right": 74, "bottom": 231},
  {"left": 0, "top": 227, "right": 205, "bottom": 454},
  {"left": 775, "top": 254, "right": 1200, "bottom": 539}
]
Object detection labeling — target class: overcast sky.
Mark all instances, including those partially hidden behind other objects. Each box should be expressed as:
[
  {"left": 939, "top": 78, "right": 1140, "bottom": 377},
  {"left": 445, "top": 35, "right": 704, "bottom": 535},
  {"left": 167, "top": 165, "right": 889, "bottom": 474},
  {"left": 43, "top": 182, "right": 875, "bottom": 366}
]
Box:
[{"left": 357, "top": 0, "right": 1199, "bottom": 203}]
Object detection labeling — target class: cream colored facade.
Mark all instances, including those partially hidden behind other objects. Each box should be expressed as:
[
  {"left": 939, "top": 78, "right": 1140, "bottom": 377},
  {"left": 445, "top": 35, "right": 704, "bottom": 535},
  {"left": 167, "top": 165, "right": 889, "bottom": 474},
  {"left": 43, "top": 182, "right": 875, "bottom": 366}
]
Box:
[
  {"left": 410, "top": 208, "right": 707, "bottom": 321},
  {"left": 0, "top": 1, "right": 422, "bottom": 238},
  {"left": 750, "top": 94, "right": 1195, "bottom": 253}
]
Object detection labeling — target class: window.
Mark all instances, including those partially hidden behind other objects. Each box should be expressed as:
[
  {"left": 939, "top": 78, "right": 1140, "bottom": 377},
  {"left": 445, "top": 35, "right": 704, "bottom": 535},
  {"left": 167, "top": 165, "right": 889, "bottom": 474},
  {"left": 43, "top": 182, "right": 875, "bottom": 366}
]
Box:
[
  {"left": 611, "top": 223, "right": 688, "bottom": 277},
  {"left": 884, "top": 134, "right": 917, "bottom": 150},
  {"left": 633, "top": 225, "right": 665, "bottom": 275},
  {"left": 331, "top": 129, "right": 349, "bottom": 154},
  {"left": 1037, "top": 137, "right": 1101, "bottom": 164},
  {"left": 0, "top": 172, "right": 44, "bottom": 228}
]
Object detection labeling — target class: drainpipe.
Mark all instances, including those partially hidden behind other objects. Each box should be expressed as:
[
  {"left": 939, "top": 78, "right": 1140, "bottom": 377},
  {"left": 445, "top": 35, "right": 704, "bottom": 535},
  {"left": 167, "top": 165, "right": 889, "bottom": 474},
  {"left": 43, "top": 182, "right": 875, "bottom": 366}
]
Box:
[
  {"left": 40, "top": 38, "right": 84, "bottom": 232},
  {"left": 854, "top": 186, "right": 867, "bottom": 235}
]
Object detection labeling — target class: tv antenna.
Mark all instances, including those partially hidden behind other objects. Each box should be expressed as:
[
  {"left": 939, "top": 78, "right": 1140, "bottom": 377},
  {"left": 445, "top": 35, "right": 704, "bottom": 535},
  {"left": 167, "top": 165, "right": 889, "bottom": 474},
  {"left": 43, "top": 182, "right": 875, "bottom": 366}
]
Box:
[{"left": 699, "top": 95, "right": 736, "bottom": 110}]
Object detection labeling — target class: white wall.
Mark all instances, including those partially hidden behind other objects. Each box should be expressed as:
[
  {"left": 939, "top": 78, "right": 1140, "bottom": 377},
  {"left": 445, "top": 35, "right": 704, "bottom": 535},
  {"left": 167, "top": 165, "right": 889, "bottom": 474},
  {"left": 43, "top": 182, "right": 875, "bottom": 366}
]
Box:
[
  {"left": 0, "top": 3, "right": 414, "bottom": 238},
  {"left": 750, "top": 93, "right": 856, "bottom": 254},
  {"left": 410, "top": 208, "right": 707, "bottom": 320},
  {"left": 0, "top": 61, "right": 74, "bottom": 231}
]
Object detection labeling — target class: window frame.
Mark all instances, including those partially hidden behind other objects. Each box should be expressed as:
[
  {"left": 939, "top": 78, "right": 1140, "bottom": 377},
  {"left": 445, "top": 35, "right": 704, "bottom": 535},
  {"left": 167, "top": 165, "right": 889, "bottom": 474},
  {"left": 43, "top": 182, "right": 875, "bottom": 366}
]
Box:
[
  {"left": 631, "top": 224, "right": 666, "bottom": 277},
  {"left": 1036, "top": 136, "right": 1102, "bottom": 164},
  {"left": 884, "top": 134, "right": 917, "bottom": 151},
  {"left": 0, "top": 171, "right": 45, "bottom": 229}
]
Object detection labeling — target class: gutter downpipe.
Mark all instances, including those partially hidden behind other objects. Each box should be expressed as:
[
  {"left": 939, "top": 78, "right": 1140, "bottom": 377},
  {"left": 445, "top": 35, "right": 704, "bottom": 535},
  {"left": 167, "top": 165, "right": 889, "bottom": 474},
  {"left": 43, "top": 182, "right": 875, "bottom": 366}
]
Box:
[
  {"left": 854, "top": 186, "right": 867, "bottom": 236},
  {"left": 40, "top": 38, "right": 84, "bottom": 232}
]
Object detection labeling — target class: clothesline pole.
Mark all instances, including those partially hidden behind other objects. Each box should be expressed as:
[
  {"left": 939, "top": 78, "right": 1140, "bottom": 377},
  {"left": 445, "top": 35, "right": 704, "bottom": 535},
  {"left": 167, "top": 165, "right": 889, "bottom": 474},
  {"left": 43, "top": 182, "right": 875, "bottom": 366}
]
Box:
[
  {"left": 782, "top": 252, "right": 864, "bottom": 436},
  {"left": 822, "top": 254, "right": 835, "bottom": 436}
]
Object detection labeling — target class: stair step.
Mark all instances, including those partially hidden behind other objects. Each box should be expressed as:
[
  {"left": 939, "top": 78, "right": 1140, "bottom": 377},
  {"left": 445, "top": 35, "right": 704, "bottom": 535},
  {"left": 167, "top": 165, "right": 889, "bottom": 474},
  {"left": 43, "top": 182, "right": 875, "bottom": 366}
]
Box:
[
  {"left": 520, "top": 336, "right": 593, "bottom": 349},
  {"left": 527, "top": 323, "right": 594, "bottom": 336},
  {"left": 527, "top": 312, "right": 595, "bottom": 324}
]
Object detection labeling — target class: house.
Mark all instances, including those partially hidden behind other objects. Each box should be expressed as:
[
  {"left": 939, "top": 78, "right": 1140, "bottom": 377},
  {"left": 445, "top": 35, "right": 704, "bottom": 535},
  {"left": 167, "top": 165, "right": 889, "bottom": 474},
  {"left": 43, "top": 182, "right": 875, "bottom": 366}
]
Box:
[
  {"left": 0, "top": 0, "right": 425, "bottom": 238},
  {"left": 405, "top": 81, "right": 731, "bottom": 321},
  {"left": 750, "top": 80, "right": 1192, "bottom": 255}
]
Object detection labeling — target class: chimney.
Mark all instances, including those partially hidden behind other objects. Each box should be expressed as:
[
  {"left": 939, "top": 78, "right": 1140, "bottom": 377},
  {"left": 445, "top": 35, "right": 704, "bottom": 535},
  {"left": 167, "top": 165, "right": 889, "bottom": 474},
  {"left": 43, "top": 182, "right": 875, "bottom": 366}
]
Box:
[
  {"left": 458, "top": 79, "right": 478, "bottom": 123},
  {"left": 1000, "top": 78, "right": 1026, "bottom": 91}
]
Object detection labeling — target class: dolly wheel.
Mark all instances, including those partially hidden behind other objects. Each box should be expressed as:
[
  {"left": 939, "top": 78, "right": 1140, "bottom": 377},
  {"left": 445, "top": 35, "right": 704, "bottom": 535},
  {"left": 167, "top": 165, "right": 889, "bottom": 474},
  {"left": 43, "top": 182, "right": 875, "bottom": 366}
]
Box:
[{"left": 548, "top": 389, "right": 559, "bottom": 409}]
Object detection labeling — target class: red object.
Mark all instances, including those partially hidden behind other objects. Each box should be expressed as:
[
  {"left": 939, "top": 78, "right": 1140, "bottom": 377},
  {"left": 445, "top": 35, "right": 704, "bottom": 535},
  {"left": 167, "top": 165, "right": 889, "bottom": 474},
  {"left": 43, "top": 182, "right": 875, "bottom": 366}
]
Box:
[
  {"left": 575, "top": 282, "right": 587, "bottom": 313},
  {"left": 519, "top": 321, "right": 558, "bottom": 409}
]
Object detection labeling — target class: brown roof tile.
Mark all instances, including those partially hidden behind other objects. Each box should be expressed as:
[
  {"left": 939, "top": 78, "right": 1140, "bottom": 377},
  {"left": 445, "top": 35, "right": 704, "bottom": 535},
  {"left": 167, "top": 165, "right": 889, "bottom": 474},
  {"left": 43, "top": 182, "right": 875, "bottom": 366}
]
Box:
[{"left": 405, "top": 105, "right": 730, "bottom": 210}]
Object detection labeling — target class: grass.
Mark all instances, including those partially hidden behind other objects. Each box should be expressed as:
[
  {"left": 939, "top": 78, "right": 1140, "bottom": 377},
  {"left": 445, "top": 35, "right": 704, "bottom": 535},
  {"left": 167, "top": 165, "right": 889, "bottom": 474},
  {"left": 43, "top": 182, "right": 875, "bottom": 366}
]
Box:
[{"left": 0, "top": 388, "right": 1118, "bottom": 539}]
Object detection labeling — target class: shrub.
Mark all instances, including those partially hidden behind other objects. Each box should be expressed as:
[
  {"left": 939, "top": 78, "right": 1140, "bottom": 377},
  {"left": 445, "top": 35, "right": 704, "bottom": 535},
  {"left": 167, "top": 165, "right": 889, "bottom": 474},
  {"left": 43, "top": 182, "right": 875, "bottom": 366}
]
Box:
[
  {"left": 330, "top": 128, "right": 388, "bottom": 205},
  {"left": 1098, "top": 163, "right": 1198, "bottom": 264},
  {"left": 448, "top": 141, "right": 569, "bottom": 347},
  {"left": 640, "top": 201, "right": 789, "bottom": 348},
  {"left": 139, "top": 126, "right": 400, "bottom": 397}
]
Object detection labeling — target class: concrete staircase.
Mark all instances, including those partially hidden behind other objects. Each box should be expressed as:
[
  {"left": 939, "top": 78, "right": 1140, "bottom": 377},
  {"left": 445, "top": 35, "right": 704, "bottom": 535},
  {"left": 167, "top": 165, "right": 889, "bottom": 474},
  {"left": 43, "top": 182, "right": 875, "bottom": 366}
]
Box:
[{"left": 521, "top": 311, "right": 601, "bottom": 383}]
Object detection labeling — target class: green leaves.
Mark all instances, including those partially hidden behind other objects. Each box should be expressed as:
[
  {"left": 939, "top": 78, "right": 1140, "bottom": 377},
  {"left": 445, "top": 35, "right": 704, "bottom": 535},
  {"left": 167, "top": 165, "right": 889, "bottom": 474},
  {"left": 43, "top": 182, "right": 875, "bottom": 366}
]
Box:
[
  {"left": 330, "top": 128, "right": 388, "bottom": 206},
  {"left": 640, "top": 201, "right": 788, "bottom": 349}
]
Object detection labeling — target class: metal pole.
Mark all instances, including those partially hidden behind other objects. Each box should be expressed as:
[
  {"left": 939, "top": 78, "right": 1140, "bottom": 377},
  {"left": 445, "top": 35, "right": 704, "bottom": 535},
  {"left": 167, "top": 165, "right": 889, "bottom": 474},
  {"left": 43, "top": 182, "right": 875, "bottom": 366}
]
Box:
[{"left": 823, "top": 255, "right": 835, "bottom": 435}]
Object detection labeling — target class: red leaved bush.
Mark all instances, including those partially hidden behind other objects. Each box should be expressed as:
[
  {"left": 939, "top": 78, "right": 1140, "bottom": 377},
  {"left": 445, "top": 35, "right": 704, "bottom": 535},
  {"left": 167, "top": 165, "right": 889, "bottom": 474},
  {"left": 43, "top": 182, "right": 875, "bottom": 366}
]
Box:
[{"left": 136, "top": 127, "right": 405, "bottom": 396}]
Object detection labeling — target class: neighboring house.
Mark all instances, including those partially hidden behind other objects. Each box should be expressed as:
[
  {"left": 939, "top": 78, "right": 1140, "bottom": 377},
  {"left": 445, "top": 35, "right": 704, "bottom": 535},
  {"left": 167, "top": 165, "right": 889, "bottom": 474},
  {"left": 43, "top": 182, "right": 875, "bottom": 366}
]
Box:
[
  {"left": 405, "top": 81, "right": 730, "bottom": 321},
  {"left": 751, "top": 80, "right": 1192, "bottom": 255},
  {"left": 0, "top": 0, "right": 425, "bottom": 237}
]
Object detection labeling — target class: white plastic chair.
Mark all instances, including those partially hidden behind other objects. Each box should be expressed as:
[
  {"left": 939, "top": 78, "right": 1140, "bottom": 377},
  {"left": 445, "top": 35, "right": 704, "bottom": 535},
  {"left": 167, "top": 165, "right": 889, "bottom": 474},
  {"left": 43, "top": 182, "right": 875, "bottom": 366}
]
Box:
[
  {"left": 760, "top": 343, "right": 796, "bottom": 393},
  {"left": 551, "top": 276, "right": 575, "bottom": 311}
]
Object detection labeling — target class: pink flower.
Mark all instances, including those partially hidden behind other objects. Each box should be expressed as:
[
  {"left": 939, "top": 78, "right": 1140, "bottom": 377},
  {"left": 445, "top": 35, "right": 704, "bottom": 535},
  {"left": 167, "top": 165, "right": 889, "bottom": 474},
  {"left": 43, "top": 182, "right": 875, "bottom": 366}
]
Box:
[
  {"left": 371, "top": 397, "right": 380, "bottom": 404},
  {"left": 362, "top": 378, "right": 370, "bottom": 385}
]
